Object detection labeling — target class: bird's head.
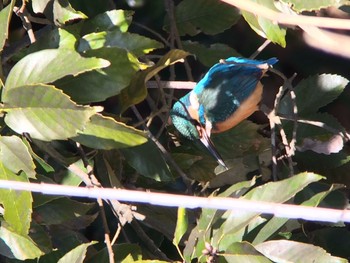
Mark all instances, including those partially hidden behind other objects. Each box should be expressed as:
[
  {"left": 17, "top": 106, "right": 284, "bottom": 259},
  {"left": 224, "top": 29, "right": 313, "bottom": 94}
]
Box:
[{"left": 170, "top": 99, "right": 228, "bottom": 169}]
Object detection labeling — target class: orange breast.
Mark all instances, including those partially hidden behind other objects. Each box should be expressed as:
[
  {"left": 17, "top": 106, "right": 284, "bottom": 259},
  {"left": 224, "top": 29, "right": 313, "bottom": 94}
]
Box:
[{"left": 212, "top": 82, "right": 263, "bottom": 133}]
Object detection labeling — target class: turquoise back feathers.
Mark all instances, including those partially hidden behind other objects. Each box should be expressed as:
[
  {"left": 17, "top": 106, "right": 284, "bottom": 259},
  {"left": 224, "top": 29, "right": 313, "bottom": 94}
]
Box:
[{"left": 170, "top": 57, "right": 277, "bottom": 141}]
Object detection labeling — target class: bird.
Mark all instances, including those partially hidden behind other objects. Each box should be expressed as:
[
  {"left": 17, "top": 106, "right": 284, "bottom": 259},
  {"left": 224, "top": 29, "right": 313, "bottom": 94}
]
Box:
[{"left": 170, "top": 57, "right": 278, "bottom": 169}]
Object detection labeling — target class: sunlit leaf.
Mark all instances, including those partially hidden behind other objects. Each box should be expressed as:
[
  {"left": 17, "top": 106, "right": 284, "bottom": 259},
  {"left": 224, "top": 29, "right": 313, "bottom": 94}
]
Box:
[
  {"left": 183, "top": 178, "right": 258, "bottom": 261},
  {"left": 242, "top": 0, "right": 286, "bottom": 47},
  {"left": 252, "top": 184, "right": 344, "bottom": 245},
  {"left": 173, "top": 207, "right": 188, "bottom": 246},
  {"left": 4, "top": 49, "right": 110, "bottom": 93},
  {"left": 58, "top": 241, "right": 97, "bottom": 263},
  {"left": 118, "top": 49, "right": 189, "bottom": 112},
  {"left": 224, "top": 242, "right": 272, "bottom": 262},
  {"left": 73, "top": 114, "right": 147, "bottom": 149},
  {"left": 214, "top": 173, "right": 323, "bottom": 250},
  {"left": 0, "top": 163, "right": 32, "bottom": 236},
  {"left": 81, "top": 9, "right": 134, "bottom": 34},
  {"left": 3, "top": 84, "right": 101, "bottom": 141},
  {"left": 0, "top": 0, "right": 14, "bottom": 52},
  {"left": 279, "top": 74, "right": 349, "bottom": 116},
  {"left": 0, "top": 225, "right": 44, "bottom": 260},
  {"left": 256, "top": 240, "right": 348, "bottom": 263},
  {"left": 0, "top": 135, "right": 36, "bottom": 178},
  {"left": 78, "top": 30, "right": 163, "bottom": 56},
  {"left": 164, "top": 0, "right": 240, "bottom": 36},
  {"left": 281, "top": 0, "right": 350, "bottom": 12},
  {"left": 32, "top": 0, "right": 87, "bottom": 25},
  {"left": 55, "top": 47, "right": 139, "bottom": 103}
]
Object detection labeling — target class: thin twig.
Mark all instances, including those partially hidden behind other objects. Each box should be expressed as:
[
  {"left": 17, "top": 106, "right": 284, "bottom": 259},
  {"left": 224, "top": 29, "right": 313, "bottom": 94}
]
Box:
[
  {"left": 111, "top": 223, "right": 122, "bottom": 246},
  {"left": 249, "top": 40, "right": 271, "bottom": 59},
  {"left": 131, "top": 105, "right": 193, "bottom": 190},
  {"left": 133, "top": 21, "right": 171, "bottom": 47},
  {"left": 130, "top": 220, "right": 171, "bottom": 261},
  {"left": 31, "top": 139, "right": 93, "bottom": 186},
  {"left": 97, "top": 198, "right": 115, "bottom": 263},
  {"left": 267, "top": 68, "right": 298, "bottom": 177},
  {"left": 75, "top": 143, "right": 114, "bottom": 263},
  {"left": 279, "top": 115, "right": 350, "bottom": 141},
  {"left": 13, "top": 5, "right": 36, "bottom": 43},
  {"left": 2, "top": 25, "right": 52, "bottom": 64},
  {"left": 165, "top": 0, "right": 194, "bottom": 81},
  {"left": 221, "top": 0, "right": 350, "bottom": 30},
  {"left": 147, "top": 80, "right": 196, "bottom": 90}
]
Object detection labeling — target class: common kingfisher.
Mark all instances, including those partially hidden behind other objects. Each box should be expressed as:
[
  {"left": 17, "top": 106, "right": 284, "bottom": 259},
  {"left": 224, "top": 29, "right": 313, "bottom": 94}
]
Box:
[{"left": 170, "top": 57, "right": 278, "bottom": 169}]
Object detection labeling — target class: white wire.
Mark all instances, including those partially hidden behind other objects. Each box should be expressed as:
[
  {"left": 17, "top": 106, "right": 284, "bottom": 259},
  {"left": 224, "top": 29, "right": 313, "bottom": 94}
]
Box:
[{"left": 0, "top": 179, "right": 349, "bottom": 223}]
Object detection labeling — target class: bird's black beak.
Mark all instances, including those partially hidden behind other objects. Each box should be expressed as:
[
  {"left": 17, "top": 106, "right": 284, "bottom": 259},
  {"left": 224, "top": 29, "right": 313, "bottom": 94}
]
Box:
[{"left": 199, "top": 127, "right": 228, "bottom": 170}]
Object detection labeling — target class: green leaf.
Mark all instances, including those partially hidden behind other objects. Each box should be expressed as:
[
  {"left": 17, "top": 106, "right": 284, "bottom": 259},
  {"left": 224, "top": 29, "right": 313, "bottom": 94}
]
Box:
[
  {"left": 0, "top": 225, "right": 44, "bottom": 260},
  {"left": 183, "top": 178, "right": 258, "bottom": 262},
  {"left": 58, "top": 27, "right": 80, "bottom": 50},
  {"left": 121, "top": 140, "right": 173, "bottom": 182},
  {"left": 212, "top": 121, "right": 271, "bottom": 159},
  {"left": 292, "top": 113, "right": 345, "bottom": 154},
  {"left": 73, "top": 114, "right": 147, "bottom": 149},
  {"left": 22, "top": 139, "right": 55, "bottom": 174},
  {"left": 0, "top": 0, "right": 14, "bottom": 52},
  {"left": 55, "top": 47, "right": 138, "bottom": 103},
  {"left": 279, "top": 74, "right": 349, "bottom": 116},
  {"left": 214, "top": 173, "right": 323, "bottom": 250},
  {"left": 224, "top": 242, "right": 272, "bottom": 262},
  {"left": 244, "top": 172, "right": 323, "bottom": 201},
  {"left": 58, "top": 241, "right": 97, "bottom": 263},
  {"left": 85, "top": 243, "right": 142, "bottom": 263},
  {"left": 34, "top": 198, "right": 95, "bottom": 226},
  {"left": 302, "top": 227, "right": 350, "bottom": 259},
  {"left": 3, "top": 84, "right": 101, "bottom": 141},
  {"left": 173, "top": 207, "right": 188, "bottom": 246},
  {"left": 81, "top": 9, "right": 134, "bottom": 34},
  {"left": 32, "top": 0, "right": 87, "bottom": 26},
  {"left": 164, "top": 0, "right": 240, "bottom": 36},
  {"left": 29, "top": 221, "right": 53, "bottom": 254},
  {"left": 0, "top": 163, "right": 32, "bottom": 236},
  {"left": 0, "top": 135, "right": 36, "bottom": 178},
  {"left": 78, "top": 30, "right": 163, "bottom": 56},
  {"left": 251, "top": 184, "right": 343, "bottom": 245},
  {"left": 242, "top": 0, "right": 286, "bottom": 47},
  {"left": 255, "top": 240, "right": 348, "bottom": 263},
  {"left": 182, "top": 41, "right": 241, "bottom": 67},
  {"left": 208, "top": 157, "right": 260, "bottom": 188},
  {"left": 281, "top": 0, "right": 350, "bottom": 12},
  {"left": 251, "top": 217, "right": 289, "bottom": 245},
  {"left": 4, "top": 49, "right": 110, "bottom": 93},
  {"left": 118, "top": 49, "right": 189, "bottom": 112}
]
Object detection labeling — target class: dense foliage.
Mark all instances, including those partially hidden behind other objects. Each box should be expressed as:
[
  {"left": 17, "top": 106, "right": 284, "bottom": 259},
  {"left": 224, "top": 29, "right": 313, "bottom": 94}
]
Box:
[{"left": 0, "top": 0, "right": 350, "bottom": 262}]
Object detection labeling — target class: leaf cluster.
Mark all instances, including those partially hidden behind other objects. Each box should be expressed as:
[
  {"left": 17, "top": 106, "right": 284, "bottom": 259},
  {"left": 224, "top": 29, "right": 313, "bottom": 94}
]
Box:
[{"left": 0, "top": 0, "right": 350, "bottom": 262}]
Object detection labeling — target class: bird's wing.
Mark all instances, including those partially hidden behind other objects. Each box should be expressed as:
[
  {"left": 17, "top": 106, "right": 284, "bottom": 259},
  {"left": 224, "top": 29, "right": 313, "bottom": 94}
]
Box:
[{"left": 196, "top": 62, "right": 265, "bottom": 124}]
